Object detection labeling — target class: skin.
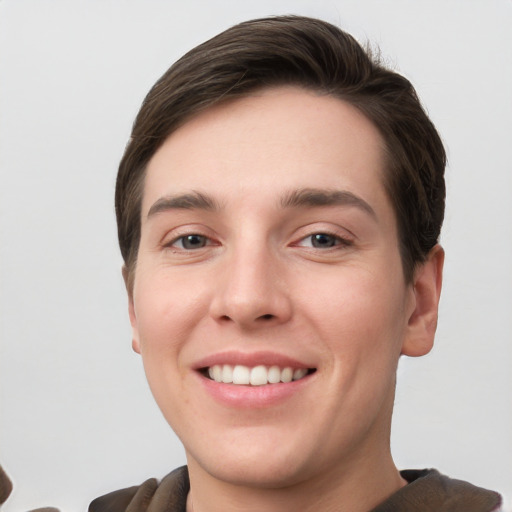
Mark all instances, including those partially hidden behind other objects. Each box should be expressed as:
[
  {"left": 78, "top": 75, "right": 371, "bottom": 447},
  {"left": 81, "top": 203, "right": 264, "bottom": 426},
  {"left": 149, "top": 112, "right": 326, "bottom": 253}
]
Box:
[{"left": 127, "top": 87, "right": 444, "bottom": 512}]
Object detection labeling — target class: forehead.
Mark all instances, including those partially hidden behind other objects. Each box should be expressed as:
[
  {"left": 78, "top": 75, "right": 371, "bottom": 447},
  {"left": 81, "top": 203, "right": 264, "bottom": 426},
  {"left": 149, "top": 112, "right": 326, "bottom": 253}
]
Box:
[{"left": 142, "top": 87, "right": 390, "bottom": 219}]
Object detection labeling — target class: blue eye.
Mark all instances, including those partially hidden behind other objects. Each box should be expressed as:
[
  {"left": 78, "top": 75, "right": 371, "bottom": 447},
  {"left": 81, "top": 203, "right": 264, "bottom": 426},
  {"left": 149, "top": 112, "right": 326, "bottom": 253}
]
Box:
[
  {"left": 309, "top": 233, "right": 339, "bottom": 248},
  {"left": 295, "top": 232, "right": 352, "bottom": 250},
  {"left": 173, "top": 234, "right": 208, "bottom": 250}
]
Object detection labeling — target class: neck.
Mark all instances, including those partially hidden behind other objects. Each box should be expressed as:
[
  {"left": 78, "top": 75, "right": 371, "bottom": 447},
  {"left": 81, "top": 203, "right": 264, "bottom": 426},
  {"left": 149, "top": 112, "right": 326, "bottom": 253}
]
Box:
[{"left": 185, "top": 450, "right": 406, "bottom": 512}]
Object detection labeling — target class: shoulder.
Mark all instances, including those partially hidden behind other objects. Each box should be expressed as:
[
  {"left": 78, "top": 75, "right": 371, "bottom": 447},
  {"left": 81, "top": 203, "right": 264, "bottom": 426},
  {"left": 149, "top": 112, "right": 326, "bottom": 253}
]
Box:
[
  {"left": 371, "top": 468, "right": 503, "bottom": 512},
  {"left": 88, "top": 466, "right": 189, "bottom": 512}
]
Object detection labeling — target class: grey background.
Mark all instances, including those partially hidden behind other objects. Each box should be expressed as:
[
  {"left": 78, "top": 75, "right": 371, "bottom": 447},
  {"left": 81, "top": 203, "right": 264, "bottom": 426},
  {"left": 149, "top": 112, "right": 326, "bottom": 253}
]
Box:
[{"left": 1, "top": 1, "right": 511, "bottom": 510}]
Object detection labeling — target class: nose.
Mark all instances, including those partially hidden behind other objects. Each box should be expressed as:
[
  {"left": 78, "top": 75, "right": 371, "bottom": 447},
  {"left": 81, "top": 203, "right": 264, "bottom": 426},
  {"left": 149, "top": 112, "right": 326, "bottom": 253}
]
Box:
[{"left": 209, "top": 244, "right": 293, "bottom": 329}]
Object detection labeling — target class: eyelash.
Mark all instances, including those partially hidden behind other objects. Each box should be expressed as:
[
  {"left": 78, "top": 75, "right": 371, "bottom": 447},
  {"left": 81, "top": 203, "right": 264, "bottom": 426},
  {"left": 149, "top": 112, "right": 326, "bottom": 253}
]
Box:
[
  {"left": 295, "top": 232, "right": 353, "bottom": 249},
  {"left": 165, "top": 231, "right": 352, "bottom": 251},
  {"left": 166, "top": 233, "right": 213, "bottom": 250}
]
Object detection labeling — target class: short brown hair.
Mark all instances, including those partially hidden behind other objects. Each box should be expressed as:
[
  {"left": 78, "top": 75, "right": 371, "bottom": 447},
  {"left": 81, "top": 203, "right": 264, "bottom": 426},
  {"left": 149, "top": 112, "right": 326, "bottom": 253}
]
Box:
[{"left": 116, "top": 15, "right": 446, "bottom": 289}]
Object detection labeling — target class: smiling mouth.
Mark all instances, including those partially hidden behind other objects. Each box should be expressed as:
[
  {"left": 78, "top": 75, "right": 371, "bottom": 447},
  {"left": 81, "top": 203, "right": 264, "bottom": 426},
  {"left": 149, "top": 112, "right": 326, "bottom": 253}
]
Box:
[{"left": 201, "top": 364, "right": 316, "bottom": 386}]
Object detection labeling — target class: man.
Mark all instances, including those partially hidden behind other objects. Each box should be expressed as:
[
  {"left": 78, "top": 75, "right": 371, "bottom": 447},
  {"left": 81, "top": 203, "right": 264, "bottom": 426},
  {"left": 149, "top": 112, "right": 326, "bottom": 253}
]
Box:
[{"left": 90, "top": 15, "right": 502, "bottom": 512}]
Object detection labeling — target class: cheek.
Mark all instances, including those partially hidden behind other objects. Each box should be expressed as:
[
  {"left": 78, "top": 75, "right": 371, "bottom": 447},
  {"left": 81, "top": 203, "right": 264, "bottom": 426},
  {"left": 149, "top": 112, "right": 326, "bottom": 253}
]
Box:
[
  {"left": 133, "top": 270, "right": 208, "bottom": 358},
  {"left": 132, "top": 275, "right": 199, "bottom": 418},
  {"left": 299, "top": 267, "right": 408, "bottom": 364}
]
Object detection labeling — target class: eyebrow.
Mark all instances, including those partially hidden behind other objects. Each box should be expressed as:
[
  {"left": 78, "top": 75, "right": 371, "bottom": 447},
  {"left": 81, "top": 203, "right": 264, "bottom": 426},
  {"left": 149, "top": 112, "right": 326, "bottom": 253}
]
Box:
[
  {"left": 280, "top": 188, "right": 376, "bottom": 219},
  {"left": 146, "top": 187, "right": 376, "bottom": 219},
  {"left": 147, "top": 191, "right": 221, "bottom": 218}
]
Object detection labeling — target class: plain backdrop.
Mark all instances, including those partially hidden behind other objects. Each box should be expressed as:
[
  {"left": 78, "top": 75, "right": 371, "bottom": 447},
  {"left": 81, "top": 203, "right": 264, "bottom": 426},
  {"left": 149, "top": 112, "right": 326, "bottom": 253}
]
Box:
[{"left": 1, "top": 1, "right": 511, "bottom": 510}]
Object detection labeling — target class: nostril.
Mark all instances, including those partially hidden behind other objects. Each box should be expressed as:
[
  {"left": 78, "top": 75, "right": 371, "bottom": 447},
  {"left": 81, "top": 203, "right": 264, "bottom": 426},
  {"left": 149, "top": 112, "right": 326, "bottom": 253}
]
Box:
[{"left": 259, "top": 314, "right": 275, "bottom": 321}]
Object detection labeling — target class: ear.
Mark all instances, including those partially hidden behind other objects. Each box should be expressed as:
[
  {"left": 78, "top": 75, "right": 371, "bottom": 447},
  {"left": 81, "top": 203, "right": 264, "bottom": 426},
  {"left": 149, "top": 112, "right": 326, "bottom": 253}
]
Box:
[
  {"left": 401, "top": 244, "right": 444, "bottom": 357},
  {"left": 122, "top": 265, "right": 141, "bottom": 354}
]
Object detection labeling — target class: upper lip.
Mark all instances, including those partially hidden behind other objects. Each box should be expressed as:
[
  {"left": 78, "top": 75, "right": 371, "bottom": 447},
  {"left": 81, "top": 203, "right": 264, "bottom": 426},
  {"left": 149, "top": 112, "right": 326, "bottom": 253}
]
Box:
[{"left": 193, "top": 350, "right": 314, "bottom": 370}]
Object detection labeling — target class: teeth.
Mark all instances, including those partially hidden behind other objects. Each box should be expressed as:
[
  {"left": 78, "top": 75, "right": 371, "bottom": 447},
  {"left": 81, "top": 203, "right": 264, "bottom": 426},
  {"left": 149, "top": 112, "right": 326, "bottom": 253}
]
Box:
[
  {"left": 268, "top": 365, "right": 281, "bottom": 384},
  {"left": 212, "top": 365, "right": 222, "bottom": 382},
  {"left": 206, "top": 364, "right": 310, "bottom": 385},
  {"left": 293, "top": 368, "right": 308, "bottom": 380},
  {"left": 250, "top": 365, "right": 268, "bottom": 386},
  {"left": 281, "top": 367, "right": 293, "bottom": 383},
  {"left": 232, "top": 365, "right": 250, "bottom": 385},
  {"left": 222, "top": 364, "right": 233, "bottom": 383}
]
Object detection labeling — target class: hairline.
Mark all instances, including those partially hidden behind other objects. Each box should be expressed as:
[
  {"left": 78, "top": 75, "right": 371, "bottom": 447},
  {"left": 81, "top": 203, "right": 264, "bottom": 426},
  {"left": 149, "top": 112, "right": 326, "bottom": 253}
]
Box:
[{"left": 124, "top": 85, "right": 419, "bottom": 293}]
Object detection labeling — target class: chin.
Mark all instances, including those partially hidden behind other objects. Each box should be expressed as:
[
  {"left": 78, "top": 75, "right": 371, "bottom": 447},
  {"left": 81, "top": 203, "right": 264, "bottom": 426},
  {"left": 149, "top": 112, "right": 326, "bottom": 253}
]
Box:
[
  {"left": 196, "top": 453, "right": 312, "bottom": 489},
  {"left": 184, "top": 426, "right": 326, "bottom": 489}
]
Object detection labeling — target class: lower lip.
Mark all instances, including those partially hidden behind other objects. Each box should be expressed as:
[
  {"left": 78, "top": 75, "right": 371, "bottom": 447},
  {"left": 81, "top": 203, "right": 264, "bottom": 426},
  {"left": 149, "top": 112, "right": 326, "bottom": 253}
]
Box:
[{"left": 198, "top": 372, "right": 314, "bottom": 408}]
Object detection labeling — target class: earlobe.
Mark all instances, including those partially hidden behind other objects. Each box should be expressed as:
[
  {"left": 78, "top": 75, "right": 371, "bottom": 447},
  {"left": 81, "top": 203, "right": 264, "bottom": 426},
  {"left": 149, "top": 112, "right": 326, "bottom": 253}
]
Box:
[
  {"left": 401, "top": 244, "right": 444, "bottom": 357},
  {"left": 131, "top": 338, "right": 141, "bottom": 354},
  {"left": 122, "top": 265, "right": 141, "bottom": 354},
  {"left": 129, "top": 297, "right": 141, "bottom": 354}
]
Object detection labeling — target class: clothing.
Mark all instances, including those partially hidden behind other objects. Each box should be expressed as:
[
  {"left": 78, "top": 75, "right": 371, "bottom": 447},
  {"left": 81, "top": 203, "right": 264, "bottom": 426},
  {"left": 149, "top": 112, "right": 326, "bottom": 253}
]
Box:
[
  {"left": 372, "top": 469, "right": 502, "bottom": 512},
  {"left": 89, "top": 466, "right": 502, "bottom": 512},
  {"left": 0, "top": 465, "right": 13, "bottom": 506},
  {"left": 0, "top": 465, "right": 60, "bottom": 512}
]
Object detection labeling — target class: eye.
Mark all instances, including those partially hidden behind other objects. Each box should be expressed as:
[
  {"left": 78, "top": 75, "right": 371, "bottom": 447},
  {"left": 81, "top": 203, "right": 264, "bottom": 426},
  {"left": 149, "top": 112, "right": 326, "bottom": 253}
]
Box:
[
  {"left": 171, "top": 234, "right": 209, "bottom": 250},
  {"left": 310, "top": 233, "right": 338, "bottom": 248},
  {"left": 297, "top": 232, "right": 350, "bottom": 249}
]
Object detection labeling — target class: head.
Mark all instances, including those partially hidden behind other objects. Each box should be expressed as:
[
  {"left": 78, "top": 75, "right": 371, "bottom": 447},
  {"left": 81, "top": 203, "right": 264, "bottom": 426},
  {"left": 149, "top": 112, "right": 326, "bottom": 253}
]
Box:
[
  {"left": 116, "top": 15, "right": 446, "bottom": 292},
  {"left": 116, "top": 15, "right": 446, "bottom": 496}
]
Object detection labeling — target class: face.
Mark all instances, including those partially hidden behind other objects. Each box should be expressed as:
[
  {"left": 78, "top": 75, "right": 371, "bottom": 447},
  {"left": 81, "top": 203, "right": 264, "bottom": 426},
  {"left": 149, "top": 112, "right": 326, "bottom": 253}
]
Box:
[{"left": 129, "top": 87, "right": 420, "bottom": 487}]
